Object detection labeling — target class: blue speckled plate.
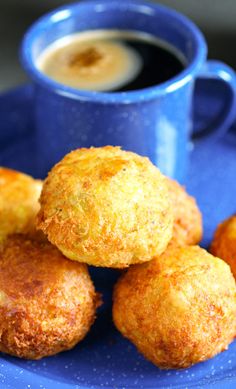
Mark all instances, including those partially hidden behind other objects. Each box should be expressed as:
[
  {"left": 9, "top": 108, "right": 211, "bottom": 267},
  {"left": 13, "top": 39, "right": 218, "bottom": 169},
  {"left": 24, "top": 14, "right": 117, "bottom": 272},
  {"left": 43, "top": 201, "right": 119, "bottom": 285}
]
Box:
[{"left": 0, "top": 83, "right": 236, "bottom": 389}]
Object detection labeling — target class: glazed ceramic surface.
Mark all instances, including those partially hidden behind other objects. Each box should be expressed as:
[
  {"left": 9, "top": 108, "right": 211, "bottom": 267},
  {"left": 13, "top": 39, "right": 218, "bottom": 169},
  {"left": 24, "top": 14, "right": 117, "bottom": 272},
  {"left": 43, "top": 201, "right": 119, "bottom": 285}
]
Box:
[{"left": 20, "top": 0, "right": 236, "bottom": 181}]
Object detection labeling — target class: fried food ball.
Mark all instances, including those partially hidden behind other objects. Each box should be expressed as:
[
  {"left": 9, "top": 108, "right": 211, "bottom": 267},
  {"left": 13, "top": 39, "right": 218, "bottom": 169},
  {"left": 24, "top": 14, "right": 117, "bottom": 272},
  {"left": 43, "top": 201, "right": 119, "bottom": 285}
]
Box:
[
  {"left": 167, "top": 178, "right": 202, "bottom": 246},
  {"left": 113, "top": 245, "right": 236, "bottom": 369},
  {"left": 0, "top": 167, "right": 42, "bottom": 244},
  {"left": 211, "top": 215, "right": 236, "bottom": 278},
  {"left": 37, "top": 146, "right": 173, "bottom": 268},
  {"left": 0, "top": 234, "right": 100, "bottom": 360}
]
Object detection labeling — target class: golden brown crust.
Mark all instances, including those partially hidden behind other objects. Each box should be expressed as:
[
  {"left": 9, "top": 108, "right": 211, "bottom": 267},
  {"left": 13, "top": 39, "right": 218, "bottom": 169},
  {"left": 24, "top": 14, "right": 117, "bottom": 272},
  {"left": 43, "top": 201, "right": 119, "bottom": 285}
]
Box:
[
  {"left": 210, "top": 215, "right": 236, "bottom": 278},
  {"left": 0, "top": 234, "right": 99, "bottom": 359},
  {"left": 37, "top": 146, "right": 173, "bottom": 268},
  {"left": 0, "top": 167, "right": 43, "bottom": 244},
  {"left": 113, "top": 245, "right": 236, "bottom": 369},
  {"left": 166, "top": 178, "right": 202, "bottom": 246}
]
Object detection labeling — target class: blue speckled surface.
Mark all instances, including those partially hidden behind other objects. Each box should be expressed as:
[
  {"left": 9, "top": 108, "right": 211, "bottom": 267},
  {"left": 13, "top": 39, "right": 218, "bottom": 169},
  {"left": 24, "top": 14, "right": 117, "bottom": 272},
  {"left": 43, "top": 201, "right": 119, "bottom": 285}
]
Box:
[
  {"left": 20, "top": 1, "right": 236, "bottom": 183},
  {"left": 0, "top": 84, "right": 236, "bottom": 388},
  {"left": 21, "top": 0, "right": 207, "bottom": 182}
]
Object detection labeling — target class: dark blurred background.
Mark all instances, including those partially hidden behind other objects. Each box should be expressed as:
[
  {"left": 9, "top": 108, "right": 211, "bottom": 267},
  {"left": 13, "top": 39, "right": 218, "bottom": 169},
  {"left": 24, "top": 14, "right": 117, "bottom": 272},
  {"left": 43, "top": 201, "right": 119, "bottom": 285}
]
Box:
[{"left": 1, "top": 0, "right": 236, "bottom": 92}]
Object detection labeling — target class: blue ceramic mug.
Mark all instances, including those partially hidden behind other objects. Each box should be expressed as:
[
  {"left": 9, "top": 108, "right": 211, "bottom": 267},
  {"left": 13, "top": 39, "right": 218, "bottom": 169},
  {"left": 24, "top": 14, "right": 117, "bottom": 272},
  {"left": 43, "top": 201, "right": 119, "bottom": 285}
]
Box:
[{"left": 21, "top": 0, "right": 236, "bottom": 181}]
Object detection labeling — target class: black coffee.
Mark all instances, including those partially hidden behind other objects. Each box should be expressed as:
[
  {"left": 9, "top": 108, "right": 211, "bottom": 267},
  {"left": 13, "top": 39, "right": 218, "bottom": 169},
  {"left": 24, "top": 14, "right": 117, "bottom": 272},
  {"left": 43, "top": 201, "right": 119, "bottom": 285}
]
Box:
[
  {"left": 37, "top": 30, "right": 185, "bottom": 92},
  {"left": 112, "top": 37, "right": 185, "bottom": 92}
]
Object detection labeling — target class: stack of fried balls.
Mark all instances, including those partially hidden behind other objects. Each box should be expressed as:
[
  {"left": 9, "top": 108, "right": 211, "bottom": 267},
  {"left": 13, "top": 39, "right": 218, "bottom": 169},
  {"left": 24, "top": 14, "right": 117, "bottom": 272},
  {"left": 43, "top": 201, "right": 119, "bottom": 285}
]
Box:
[{"left": 0, "top": 146, "right": 236, "bottom": 369}]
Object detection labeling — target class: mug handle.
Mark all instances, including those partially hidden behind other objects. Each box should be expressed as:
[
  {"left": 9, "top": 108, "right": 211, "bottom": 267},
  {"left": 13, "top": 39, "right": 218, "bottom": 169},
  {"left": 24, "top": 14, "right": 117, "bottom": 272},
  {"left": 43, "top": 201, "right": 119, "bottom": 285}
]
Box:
[{"left": 192, "top": 60, "right": 236, "bottom": 140}]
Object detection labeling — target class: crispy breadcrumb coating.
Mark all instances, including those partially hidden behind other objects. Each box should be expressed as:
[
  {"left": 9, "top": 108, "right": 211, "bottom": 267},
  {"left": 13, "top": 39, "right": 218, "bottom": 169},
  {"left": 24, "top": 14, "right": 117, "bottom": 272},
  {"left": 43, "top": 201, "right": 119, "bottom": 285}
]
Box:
[
  {"left": 113, "top": 245, "right": 236, "bottom": 369},
  {"left": 37, "top": 146, "right": 173, "bottom": 268},
  {"left": 0, "top": 167, "right": 42, "bottom": 244},
  {"left": 0, "top": 235, "right": 100, "bottom": 359},
  {"left": 211, "top": 215, "right": 236, "bottom": 278},
  {"left": 167, "top": 178, "right": 202, "bottom": 246}
]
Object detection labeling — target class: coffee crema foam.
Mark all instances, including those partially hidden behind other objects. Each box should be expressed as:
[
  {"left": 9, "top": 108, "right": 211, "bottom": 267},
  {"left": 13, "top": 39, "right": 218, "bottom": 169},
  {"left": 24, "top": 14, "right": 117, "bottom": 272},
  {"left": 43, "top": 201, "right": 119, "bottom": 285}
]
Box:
[{"left": 37, "top": 30, "right": 144, "bottom": 92}]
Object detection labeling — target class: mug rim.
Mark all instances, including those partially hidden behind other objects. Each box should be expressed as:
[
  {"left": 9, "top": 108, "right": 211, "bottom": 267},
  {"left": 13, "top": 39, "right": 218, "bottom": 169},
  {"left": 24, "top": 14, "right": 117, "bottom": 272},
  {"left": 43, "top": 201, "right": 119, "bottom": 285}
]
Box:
[{"left": 20, "top": 0, "right": 207, "bottom": 104}]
